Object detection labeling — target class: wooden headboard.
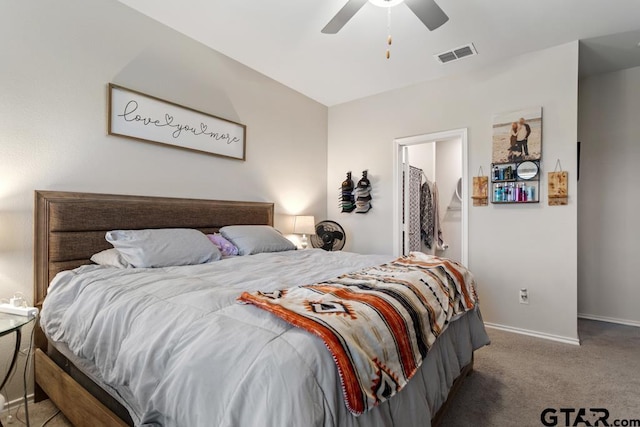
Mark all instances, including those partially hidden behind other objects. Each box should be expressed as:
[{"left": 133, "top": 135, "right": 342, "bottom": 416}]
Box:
[{"left": 33, "top": 191, "right": 274, "bottom": 310}]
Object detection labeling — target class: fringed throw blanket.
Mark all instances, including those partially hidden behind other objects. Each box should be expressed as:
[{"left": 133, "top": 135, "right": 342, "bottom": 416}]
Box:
[{"left": 238, "top": 252, "right": 478, "bottom": 415}]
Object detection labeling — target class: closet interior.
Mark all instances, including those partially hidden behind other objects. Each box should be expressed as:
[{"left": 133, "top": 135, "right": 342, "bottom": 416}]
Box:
[{"left": 404, "top": 139, "right": 463, "bottom": 263}]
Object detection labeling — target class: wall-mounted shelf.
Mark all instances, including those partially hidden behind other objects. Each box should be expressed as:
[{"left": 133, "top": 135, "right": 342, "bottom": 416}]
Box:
[{"left": 491, "top": 160, "right": 540, "bottom": 204}]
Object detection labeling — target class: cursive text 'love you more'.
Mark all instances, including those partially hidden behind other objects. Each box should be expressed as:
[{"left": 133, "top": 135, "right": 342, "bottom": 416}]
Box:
[{"left": 118, "top": 100, "right": 241, "bottom": 145}]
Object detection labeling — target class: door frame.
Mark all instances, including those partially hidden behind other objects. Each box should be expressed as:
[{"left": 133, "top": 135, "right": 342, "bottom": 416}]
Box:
[{"left": 392, "top": 128, "right": 469, "bottom": 266}]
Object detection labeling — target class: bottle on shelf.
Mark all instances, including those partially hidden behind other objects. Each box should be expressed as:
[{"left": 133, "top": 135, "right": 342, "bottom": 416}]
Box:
[
  {"left": 517, "top": 183, "right": 524, "bottom": 202},
  {"left": 495, "top": 184, "right": 503, "bottom": 202}
]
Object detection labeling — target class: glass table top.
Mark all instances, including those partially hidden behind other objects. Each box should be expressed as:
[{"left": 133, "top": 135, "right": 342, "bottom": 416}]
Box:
[{"left": 0, "top": 312, "right": 34, "bottom": 337}]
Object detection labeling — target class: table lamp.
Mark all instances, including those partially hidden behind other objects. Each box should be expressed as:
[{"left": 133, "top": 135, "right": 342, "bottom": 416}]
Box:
[{"left": 293, "top": 216, "right": 316, "bottom": 249}]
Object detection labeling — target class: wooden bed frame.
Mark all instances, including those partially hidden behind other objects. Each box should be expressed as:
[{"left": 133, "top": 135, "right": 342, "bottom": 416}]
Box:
[{"left": 33, "top": 190, "right": 473, "bottom": 427}]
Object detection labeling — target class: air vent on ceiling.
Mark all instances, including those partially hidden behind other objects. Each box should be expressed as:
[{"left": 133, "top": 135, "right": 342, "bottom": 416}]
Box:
[{"left": 435, "top": 43, "right": 478, "bottom": 64}]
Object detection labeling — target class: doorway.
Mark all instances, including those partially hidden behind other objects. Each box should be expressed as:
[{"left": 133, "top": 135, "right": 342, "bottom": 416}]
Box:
[{"left": 392, "top": 128, "right": 468, "bottom": 266}]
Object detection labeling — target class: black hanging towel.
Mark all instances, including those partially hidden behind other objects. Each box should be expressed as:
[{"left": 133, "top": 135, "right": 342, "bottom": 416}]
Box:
[
  {"left": 355, "top": 170, "right": 372, "bottom": 214},
  {"left": 340, "top": 172, "right": 356, "bottom": 213}
]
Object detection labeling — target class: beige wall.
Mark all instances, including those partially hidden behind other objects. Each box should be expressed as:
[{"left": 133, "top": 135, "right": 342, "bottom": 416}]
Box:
[
  {"left": 328, "top": 41, "right": 579, "bottom": 342},
  {"left": 0, "top": 0, "right": 327, "bottom": 402},
  {"left": 578, "top": 66, "right": 640, "bottom": 326}
]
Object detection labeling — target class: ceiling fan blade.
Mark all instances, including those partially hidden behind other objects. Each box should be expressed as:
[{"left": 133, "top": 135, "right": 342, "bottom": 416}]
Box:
[
  {"left": 404, "top": 0, "right": 449, "bottom": 31},
  {"left": 321, "top": 0, "right": 368, "bottom": 34}
]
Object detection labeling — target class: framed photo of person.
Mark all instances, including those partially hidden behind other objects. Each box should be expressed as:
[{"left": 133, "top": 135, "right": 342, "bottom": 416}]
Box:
[{"left": 492, "top": 107, "right": 542, "bottom": 164}]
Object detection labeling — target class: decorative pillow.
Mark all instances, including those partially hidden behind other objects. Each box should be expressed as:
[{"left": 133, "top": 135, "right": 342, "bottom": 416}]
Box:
[
  {"left": 90, "top": 248, "right": 132, "bottom": 268},
  {"left": 220, "top": 225, "right": 296, "bottom": 256},
  {"left": 207, "top": 234, "right": 239, "bottom": 257},
  {"left": 105, "top": 228, "right": 221, "bottom": 268}
]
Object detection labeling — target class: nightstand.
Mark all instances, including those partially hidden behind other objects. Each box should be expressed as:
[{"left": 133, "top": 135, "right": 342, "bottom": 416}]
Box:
[{"left": 0, "top": 312, "right": 35, "bottom": 427}]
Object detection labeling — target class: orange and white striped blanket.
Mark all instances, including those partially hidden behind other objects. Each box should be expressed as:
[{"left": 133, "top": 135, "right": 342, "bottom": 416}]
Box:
[{"left": 238, "top": 252, "right": 478, "bottom": 415}]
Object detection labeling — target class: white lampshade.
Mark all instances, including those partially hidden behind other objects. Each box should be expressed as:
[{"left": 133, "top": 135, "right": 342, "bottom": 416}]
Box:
[
  {"left": 293, "top": 216, "right": 316, "bottom": 235},
  {"left": 369, "top": 0, "right": 404, "bottom": 7}
]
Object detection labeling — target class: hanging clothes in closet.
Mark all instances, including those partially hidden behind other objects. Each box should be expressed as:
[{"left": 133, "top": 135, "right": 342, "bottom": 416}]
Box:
[
  {"left": 421, "top": 176, "right": 446, "bottom": 252},
  {"left": 407, "top": 166, "right": 446, "bottom": 253},
  {"left": 407, "top": 166, "right": 423, "bottom": 252}
]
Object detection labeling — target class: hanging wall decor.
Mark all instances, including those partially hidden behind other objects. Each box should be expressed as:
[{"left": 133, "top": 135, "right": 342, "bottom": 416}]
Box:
[
  {"left": 355, "top": 170, "right": 372, "bottom": 213},
  {"left": 108, "top": 84, "right": 246, "bottom": 160},
  {"left": 548, "top": 160, "right": 568, "bottom": 206},
  {"left": 472, "top": 167, "right": 488, "bottom": 207},
  {"left": 490, "top": 107, "right": 543, "bottom": 204},
  {"left": 492, "top": 107, "right": 542, "bottom": 163},
  {"left": 340, "top": 172, "right": 356, "bottom": 213},
  {"left": 491, "top": 160, "right": 540, "bottom": 203}
]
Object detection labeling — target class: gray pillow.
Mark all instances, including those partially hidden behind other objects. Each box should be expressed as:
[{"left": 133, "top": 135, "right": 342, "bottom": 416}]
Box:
[
  {"left": 105, "top": 228, "right": 221, "bottom": 268},
  {"left": 90, "top": 248, "right": 132, "bottom": 268},
  {"left": 220, "top": 225, "right": 296, "bottom": 256}
]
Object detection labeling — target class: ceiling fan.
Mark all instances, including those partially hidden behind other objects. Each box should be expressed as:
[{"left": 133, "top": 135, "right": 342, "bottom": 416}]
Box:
[{"left": 321, "top": 0, "right": 449, "bottom": 34}]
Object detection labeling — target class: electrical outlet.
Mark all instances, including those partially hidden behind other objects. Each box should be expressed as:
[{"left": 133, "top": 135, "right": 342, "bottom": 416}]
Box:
[{"left": 519, "top": 288, "right": 529, "bottom": 304}]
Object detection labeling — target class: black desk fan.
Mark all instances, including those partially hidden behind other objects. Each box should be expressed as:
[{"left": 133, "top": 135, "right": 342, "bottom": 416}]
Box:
[{"left": 311, "top": 221, "right": 346, "bottom": 251}]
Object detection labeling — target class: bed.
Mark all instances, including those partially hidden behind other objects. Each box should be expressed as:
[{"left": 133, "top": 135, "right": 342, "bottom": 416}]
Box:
[{"left": 33, "top": 190, "right": 489, "bottom": 427}]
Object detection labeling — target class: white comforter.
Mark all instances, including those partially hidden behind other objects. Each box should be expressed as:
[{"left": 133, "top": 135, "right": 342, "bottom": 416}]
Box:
[{"left": 41, "top": 250, "right": 488, "bottom": 427}]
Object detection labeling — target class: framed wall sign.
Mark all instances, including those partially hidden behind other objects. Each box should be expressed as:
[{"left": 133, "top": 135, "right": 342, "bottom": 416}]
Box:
[
  {"left": 492, "top": 107, "right": 542, "bottom": 164},
  {"left": 108, "top": 83, "right": 246, "bottom": 160}
]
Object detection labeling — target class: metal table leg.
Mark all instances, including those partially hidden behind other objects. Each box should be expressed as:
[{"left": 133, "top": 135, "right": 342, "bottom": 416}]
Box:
[{"left": 0, "top": 329, "right": 20, "bottom": 391}]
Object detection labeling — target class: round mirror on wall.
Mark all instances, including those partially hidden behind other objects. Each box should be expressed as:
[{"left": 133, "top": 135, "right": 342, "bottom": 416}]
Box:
[
  {"left": 455, "top": 178, "right": 463, "bottom": 201},
  {"left": 516, "top": 161, "right": 539, "bottom": 180}
]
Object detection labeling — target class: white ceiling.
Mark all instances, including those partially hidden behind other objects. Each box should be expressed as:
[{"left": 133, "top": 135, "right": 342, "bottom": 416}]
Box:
[{"left": 118, "top": 0, "right": 640, "bottom": 106}]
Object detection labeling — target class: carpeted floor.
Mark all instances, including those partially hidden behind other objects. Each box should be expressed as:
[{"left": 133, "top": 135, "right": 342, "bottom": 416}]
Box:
[
  {"left": 5, "top": 319, "right": 638, "bottom": 427},
  {"left": 1, "top": 398, "right": 70, "bottom": 427},
  {"left": 440, "top": 319, "right": 640, "bottom": 427}
]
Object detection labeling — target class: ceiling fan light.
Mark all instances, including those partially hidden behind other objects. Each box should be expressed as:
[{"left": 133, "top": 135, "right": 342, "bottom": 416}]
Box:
[{"left": 369, "top": 0, "right": 404, "bottom": 8}]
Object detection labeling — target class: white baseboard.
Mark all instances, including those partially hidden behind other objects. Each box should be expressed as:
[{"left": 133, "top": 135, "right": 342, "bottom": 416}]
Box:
[
  {"left": 0, "top": 393, "right": 34, "bottom": 416},
  {"left": 484, "top": 322, "right": 581, "bottom": 346},
  {"left": 578, "top": 313, "right": 640, "bottom": 328}
]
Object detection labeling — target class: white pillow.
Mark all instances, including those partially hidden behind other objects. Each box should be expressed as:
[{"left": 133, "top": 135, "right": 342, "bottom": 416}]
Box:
[
  {"left": 220, "top": 225, "right": 296, "bottom": 256},
  {"left": 105, "top": 228, "right": 221, "bottom": 268},
  {"left": 90, "top": 248, "right": 132, "bottom": 268}
]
